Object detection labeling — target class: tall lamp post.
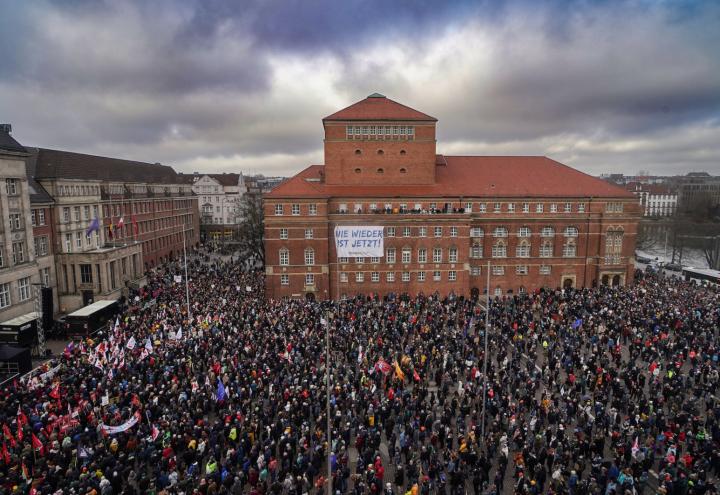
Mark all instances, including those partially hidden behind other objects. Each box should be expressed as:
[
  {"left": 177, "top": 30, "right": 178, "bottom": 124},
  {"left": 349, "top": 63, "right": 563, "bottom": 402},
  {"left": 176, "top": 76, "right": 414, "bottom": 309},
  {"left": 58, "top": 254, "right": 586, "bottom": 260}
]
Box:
[
  {"left": 182, "top": 220, "right": 191, "bottom": 320},
  {"left": 480, "top": 260, "right": 490, "bottom": 442},
  {"left": 324, "top": 311, "right": 333, "bottom": 495}
]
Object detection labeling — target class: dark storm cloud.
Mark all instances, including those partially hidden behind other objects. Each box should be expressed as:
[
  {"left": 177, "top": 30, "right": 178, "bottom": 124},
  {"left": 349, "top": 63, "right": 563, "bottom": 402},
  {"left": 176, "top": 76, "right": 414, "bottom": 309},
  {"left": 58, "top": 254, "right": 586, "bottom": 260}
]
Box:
[{"left": 0, "top": 0, "right": 718, "bottom": 177}]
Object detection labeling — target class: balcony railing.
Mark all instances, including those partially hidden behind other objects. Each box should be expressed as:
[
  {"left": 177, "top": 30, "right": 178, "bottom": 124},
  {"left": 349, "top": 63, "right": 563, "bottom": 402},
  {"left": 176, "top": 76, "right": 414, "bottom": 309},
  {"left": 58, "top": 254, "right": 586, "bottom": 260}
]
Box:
[{"left": 335, "top": 207, "right": 468, "bottom": 215}]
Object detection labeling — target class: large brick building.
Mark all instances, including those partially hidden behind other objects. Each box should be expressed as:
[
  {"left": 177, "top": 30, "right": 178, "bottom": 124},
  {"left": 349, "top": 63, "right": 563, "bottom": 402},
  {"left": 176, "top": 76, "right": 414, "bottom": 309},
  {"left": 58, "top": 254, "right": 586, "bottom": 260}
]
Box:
[{"left": 264, "top": 94, "right": 640, "bottom": 300}]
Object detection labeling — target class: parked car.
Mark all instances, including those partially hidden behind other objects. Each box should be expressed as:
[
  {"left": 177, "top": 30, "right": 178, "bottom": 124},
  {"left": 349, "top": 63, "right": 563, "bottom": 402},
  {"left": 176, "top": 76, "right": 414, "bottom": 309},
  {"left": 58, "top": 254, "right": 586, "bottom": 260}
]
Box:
[{"left": 665, "top": 263, "right": 682, "bottom": 272}]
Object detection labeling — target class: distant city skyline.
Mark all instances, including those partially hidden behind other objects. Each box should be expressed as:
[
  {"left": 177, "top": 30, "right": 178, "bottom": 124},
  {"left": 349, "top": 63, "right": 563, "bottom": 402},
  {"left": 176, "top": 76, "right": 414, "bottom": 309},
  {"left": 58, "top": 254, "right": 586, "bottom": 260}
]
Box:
[{"left": 1, "top": 0, "right": 719, "bottom": 177}]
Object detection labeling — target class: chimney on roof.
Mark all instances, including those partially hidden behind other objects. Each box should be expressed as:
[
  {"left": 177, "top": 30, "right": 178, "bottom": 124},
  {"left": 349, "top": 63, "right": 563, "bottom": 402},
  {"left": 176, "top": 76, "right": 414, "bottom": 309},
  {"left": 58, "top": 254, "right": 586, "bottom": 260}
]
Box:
[{"left": 0, "top": 124, "right": 12, "bottom": 134}]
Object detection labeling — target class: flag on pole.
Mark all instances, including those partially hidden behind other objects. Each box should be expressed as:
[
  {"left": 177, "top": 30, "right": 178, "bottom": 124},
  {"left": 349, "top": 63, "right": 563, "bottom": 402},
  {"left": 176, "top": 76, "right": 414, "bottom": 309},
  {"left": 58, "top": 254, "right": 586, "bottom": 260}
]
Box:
[
  {"left": 126, "top": 336, "right": 136, "bottom": 350},
  {"left": 151, "top": 424, "right": 160, "bottom": 441},
  {"left": 107, "top": 221, "right": 114, "bottom": 239},
  {"left": 144, "top": 338, "right": 153, "bottom": 353},
  {"left": 393, "top": 360, "right": 405, "bottom": 381},
  {"left": 2, "top": 424, "right": 15, "bottom": 448},
  {"left": 21, "top": 460, "right": 30, "bottom": 481},
  {"left": 631, "top": 436, "right": 639, "bottom": 457},
  {"left": 31, "top": 433, "right": 44, "bottom": 455},
  {"left": 131, "top": 215, "right": 139, "bottom": 237},
  {"left": 117, "top": 217, "right": 124, "bottom": 229},
  {"left": 413, "top": 369, "right": 420, "bottom": 382},
  {"left": 49, "top": 383, "right": 60, "bottom": 400},
  {"left": 86, "top": 217, "right": 100, "bottom": 237},
  {"left": 2, "top": 441, "right": 9, "bottom": 465},
  {"left": 374, "top": 359, "right": 392, "bottom": 375},
  {"left": 216, "top": 379, "right": 226, "bottom": 402}
]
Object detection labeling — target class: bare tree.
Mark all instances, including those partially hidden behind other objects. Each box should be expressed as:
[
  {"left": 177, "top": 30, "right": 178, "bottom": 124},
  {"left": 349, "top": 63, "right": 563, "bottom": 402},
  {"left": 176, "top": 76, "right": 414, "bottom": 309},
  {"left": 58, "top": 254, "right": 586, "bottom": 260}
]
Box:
[{"left": 236, "top": 193, "right": 265, "bottom": 266}]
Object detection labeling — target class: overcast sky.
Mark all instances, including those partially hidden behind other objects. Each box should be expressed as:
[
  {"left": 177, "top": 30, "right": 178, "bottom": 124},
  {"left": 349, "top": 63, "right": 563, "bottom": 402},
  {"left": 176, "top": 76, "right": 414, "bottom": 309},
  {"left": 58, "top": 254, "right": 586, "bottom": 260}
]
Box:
[{"left": 2, "top": 0, "right": 719, "bottom": 177}]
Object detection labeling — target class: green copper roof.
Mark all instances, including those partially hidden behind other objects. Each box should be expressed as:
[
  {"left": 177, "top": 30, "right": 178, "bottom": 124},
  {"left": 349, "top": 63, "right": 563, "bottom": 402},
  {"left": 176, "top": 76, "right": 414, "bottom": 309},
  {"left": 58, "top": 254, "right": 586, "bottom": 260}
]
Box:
[{"left": 367, "top": 93, "right": 386, "bottom": 98}]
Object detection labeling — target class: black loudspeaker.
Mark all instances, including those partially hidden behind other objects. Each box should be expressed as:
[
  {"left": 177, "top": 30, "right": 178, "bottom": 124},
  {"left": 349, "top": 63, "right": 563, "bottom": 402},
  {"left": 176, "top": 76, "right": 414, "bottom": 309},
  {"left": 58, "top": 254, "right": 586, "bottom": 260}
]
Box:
[{"left": 41, "top": 287, "right": 53, "bottom": 332}]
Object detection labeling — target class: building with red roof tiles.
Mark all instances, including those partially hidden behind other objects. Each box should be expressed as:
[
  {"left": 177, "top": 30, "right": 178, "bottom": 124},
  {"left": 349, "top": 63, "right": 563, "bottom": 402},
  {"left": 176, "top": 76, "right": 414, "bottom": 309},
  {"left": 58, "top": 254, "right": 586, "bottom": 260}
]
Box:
[{"left": 264, "top": 94, "right": 641, "bottom": 301}]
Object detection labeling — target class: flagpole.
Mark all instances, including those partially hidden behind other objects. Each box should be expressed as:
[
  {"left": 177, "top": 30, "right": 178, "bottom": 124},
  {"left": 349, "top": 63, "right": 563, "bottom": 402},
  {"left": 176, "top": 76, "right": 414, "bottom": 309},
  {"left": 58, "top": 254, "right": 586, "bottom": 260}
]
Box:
[{"left": 325, "top": 310, "right": 332, "bottom": 495}]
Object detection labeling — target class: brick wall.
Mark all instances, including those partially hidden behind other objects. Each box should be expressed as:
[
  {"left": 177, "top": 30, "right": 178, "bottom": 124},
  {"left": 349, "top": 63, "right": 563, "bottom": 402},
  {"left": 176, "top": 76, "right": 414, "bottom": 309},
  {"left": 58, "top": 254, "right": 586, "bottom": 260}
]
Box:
[
  {"left": 264, "top": 197, "right": 639, "bottom": 300},
  {"left": 323, "top": 122, "right": 437, "bottom": 185}
]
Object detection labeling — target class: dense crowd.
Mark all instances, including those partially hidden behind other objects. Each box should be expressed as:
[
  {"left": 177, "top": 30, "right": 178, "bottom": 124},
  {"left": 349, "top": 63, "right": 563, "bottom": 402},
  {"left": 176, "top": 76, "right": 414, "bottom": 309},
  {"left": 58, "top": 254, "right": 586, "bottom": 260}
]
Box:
[{"left": 1, "top": 249, "right": 719, "bottom": 495}]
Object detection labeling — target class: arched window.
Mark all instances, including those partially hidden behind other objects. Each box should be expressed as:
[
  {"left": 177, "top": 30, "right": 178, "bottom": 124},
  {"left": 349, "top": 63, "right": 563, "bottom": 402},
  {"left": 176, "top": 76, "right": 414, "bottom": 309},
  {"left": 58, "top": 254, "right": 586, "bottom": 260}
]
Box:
[
  {"left": 448, "top": 247, "right": 458, "bottom": 263},
  {"left": 541, "top": 226, "right": 555, "bottom": 237},
  {"left": 539, "top": 239, "right": 554, "bottom": 258},
  {"left": 564, "top": 226, "right": 579, "bottom": 237},
  {"left": 493, "top": 227, "right": 508, "bottom": 237},
  {"left": 402, "top": 247, "right": 412, "bottom": 264},
  {"left": 492, "top": 240, "right": 507, "bottom": 258},
  {"left": 433, "top": 247, "right": 442, "bottom": 263},
  {"left": 516, "top": 240, "right": 531, "bottom": 258},
  {"left": 304, "top": 247, "right": 315, "bottom": 266},
  {"left": 471, "top": 242, "right": 483, "bottom": 259},
  {"left": 470, "top": 227, "right": 484, "bottom": 238},
  {"left": 562, "top": 239, "right": 576, "bottom": 257},
  {"left": 279, "top": 248, "right": 289, "bottom": 266},
  {"left": 604, "top": 227, "right": 624, "bottom": 264}
]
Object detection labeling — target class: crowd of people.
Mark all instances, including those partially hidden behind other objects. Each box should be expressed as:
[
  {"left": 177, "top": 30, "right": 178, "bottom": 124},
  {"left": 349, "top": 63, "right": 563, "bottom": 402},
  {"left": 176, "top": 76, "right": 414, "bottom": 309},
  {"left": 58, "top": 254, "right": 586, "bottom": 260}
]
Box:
[{"left": 1, "top": 248, "right": 719, "bottom": 495}]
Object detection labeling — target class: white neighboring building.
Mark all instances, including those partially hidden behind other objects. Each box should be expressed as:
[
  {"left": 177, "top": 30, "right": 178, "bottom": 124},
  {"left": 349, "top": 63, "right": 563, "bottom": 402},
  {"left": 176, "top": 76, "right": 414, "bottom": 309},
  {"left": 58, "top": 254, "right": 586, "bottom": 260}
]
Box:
[
  {"left": 627, "top": 183, "right": 678, "bottom": 217},
  {"left": 181, "top": 173, "right": 248, "bottom": 241}
]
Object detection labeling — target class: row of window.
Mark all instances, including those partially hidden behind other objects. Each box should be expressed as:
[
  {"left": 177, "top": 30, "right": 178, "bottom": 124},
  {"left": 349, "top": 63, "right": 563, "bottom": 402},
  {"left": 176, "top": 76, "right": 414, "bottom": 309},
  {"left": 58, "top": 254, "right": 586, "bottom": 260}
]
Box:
[
  {"left": 277, "top": 264, "right": 558, "bottom": 288},
  {"left": 0, "top": 242, "right": 27, "bottom": 268},
  {"left": 332, "top": 201, "right": 588, "bottom": 215},
  {"left": 275, "top": 225, "right": 582, "bottom": 240},
  {"left": 274, "top": 203, "right": 318, "bottom": 216},
  {"left": 279, "top": 269, "right": 458, "bottom": 287},
  {"left": 346, "top": 125, "right": 415, "bottom": 139},
  {"left": 30, "top": 209, "right": 47, "bottom": 226},
  {"left": 470, "top": 265, "right": 553, "bottom": 276},
  {"left": 271, "top": 201, "right": 597, "bottom": 216},
  {"left": 0, "top": 277, "right": 32, "bottom": 309},
  {"left": 277, "top": 240, "right": 585, "bottom": 266},
  {"left": 60, "top": 200, "right": 193, "bottom": 224}
]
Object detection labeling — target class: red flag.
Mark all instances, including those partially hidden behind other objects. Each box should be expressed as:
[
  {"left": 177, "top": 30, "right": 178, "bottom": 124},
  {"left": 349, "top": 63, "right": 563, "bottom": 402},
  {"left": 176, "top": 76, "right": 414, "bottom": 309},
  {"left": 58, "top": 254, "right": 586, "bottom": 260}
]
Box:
[
  {"left": 2, "top": 441, "right": 9, "bottom": 465},
  {"left": 49, "top": 383, "right": 60, "bottom": 400},
  {"left": 21, "top": 461, "right": 30, "bottom": 481},
  {"left": 131, "top": 215, "right": 139, "bottom": 236},
  {"left": 2, "top": 424, "right": 15, "bottom": 448},
  {"left": 16, "top": 423, "right": 22, "bottom": 443},
  {"left": 31, "top": 433, "right": 43, "bottom": 455},
  {"left": 413, "top": 369, "right": 420, "bottom": 382}
]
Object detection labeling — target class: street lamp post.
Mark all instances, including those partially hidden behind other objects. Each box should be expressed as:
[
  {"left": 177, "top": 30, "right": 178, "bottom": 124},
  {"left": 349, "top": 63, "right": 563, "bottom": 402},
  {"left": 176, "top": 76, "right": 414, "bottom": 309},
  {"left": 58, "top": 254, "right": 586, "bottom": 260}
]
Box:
[
  {"left": 481, "top": 260, "right": 490, "bottom": 443},
  {"left": 182, "top": 222, "right": 191, "bottom": 320},
  {"left": 325, "top": 310, "right": 333, "bottom": 495}
]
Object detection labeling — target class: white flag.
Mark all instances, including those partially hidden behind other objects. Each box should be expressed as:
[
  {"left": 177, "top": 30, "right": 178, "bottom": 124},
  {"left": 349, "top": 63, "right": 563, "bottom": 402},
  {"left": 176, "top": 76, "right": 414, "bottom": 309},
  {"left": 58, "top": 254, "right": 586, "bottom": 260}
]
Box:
[
  {"left": 176, "top": 327, "right": 183, "bottom": 340},
  {"left": 126, "top": 336, "right": 136, "bottom": 350},
  {"left": 145, "top": 338, "right": 153, "bottom": 353},
  {"left": 174, "top": 275, "right": 182, "bottom": 283}
]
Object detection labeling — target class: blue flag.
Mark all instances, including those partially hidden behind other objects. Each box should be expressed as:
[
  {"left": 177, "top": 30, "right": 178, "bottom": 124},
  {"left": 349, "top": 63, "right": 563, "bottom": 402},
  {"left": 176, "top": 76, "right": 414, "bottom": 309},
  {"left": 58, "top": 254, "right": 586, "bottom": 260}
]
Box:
[
  {"left": 86, "top": 217, "right": 100, "bottom": 237},
  {"left": 216, "top": 379, "right": 226, "bottom": 402},
  {"left": 572, "top": 318, "right": 583, "bottom": 329}
]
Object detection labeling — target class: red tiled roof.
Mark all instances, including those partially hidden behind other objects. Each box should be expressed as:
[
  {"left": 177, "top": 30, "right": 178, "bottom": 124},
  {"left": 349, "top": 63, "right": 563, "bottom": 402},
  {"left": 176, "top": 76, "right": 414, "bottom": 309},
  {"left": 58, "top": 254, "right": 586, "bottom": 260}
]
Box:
[
  {"left": 323, "top": 94, "right": 437, "bottom": 122},
  {"left": 265, "top": 156, "right": 634, "bottom": 199}
]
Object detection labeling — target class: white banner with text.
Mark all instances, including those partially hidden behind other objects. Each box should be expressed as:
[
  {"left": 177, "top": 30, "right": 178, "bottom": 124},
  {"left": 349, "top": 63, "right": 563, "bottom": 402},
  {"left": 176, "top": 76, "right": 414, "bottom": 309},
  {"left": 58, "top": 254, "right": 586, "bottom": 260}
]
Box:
[{"left": 334, "top": 226, "right": 384, "bottom": 258}]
